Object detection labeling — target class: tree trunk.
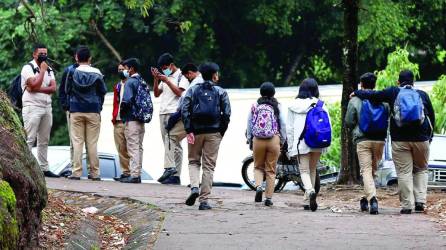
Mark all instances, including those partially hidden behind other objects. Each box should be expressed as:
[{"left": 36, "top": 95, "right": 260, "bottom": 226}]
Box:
[
  {"left": 284, "top": 52, "right": 304, "bottom": 85},
  {"left": 337, "top": 0, "right": 360, "bottom": 184}
]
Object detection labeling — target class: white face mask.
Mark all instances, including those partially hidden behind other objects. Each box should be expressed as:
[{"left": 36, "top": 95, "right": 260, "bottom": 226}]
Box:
[{"left": 123, "top": 69, "right": 130, "bottom": 78}]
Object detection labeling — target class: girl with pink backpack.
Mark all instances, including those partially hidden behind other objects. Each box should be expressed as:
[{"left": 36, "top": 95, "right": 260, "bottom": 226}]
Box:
[{"left": 246, "top": 82, "right": 286, "bottom": 206}]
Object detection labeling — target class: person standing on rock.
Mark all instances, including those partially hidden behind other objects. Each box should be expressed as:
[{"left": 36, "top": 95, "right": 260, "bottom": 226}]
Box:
[
  {"left": 345, "top": 72, "right": 389, "bottom": 214},
  {"left": 66, "top": 46, "right": 107, "bottom": 181},
  {"left": 112, "top": 62, "right": 131, "bottom": 181},
  {"left": 352, "top": 70, "right": 435, "bottom": 214},
  {"left": 182, "top": 62, "right": 231, "bottom": 210},
  {"left": 287, "top": 78, "right": 332, "bottom": 212},
  {"left": 246, "top": 82, "right": 286, "bottom": 206},
  {"left": 21, "top": 43, "right": 59, "bottom": 178},
  {"left": 151, "top": 53, "right": 189, "bottom": 185}
]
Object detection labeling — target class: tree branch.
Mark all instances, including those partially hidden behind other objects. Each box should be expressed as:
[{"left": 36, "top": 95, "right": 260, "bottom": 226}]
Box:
[
  {"left": 90, "top": 20, "right": 122, "bottom": 62},
  {"left": 19, "top": 0, "right": 36, "bottom": 18}
]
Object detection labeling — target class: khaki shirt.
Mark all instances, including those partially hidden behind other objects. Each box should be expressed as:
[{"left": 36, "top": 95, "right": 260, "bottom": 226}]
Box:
[{"left": 21, "top": 60, "right": 55, "bottom": 107}]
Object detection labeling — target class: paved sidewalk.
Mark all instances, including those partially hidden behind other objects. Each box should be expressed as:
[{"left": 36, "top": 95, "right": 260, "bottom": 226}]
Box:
[{"left": 46, "top": 178, "right": 446, "bottom": 250}]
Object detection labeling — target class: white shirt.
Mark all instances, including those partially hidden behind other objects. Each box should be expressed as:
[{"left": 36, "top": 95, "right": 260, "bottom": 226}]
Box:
[
  {"left": 158, "top": 69, "right": 189, "bottom": 114},
  {"left": 116, "top": 81, "right": 125, "bottom": 121},
  {"left": 21, "top": 60, "right": 55, "bottom": 107}
]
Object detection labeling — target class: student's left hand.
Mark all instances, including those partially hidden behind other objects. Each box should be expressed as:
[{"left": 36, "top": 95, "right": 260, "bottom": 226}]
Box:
[
  {"left": 158, "top": 74, "right": 169, "bottom": 83},
  {"left": 187, "top": 133, "right": 195, "bottom": 144},
  {"left": 349, "top": 92, "right": 356, "bottom": 98}
]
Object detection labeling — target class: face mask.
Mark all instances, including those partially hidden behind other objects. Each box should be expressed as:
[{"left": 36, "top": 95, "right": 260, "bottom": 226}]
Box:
[
  {"left": 162, "top": 68, "right": 172, "bottom": 76},
  {"left": 119, "top": 71, "right": 127, "bottom": 80},
  {"left": 123, "top": 70, "right": 130, "bottom": 78},
  {"left": 37, "top": 54, "right": 47, "bottom": 63}
]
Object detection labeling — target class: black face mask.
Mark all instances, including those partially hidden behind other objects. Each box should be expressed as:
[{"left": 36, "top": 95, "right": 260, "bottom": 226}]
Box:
[
  {"left": 37, "top": 54, "right": 47, "bottom": 63},
  {"left": 119, "top": 71, "right": 126, "bottom": 80}
]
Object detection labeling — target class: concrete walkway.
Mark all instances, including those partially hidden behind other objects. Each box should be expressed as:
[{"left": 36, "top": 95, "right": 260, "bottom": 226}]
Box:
[{"left": 46, "top": 178, "right": 446, "bottom": 250}]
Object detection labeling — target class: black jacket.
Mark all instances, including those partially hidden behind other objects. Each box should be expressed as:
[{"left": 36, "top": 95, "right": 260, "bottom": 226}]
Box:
[
  {"left": 354, "top": 85, "right": 435, "bottom": 142},
  {"left": 59, "top": 63, "right": 78, "bottom": 111},
  {"left": 181, "top": 81, "right": 231, "bottom": 135},
  {"left": 120, "top": 74, "right": 142, "bottom": 122}
]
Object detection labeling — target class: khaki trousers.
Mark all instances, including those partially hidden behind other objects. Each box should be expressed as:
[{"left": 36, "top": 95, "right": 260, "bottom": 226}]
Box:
[
  {"left": 299, "top": 152, "right": 321, "bottom": 199},
  {"left": 125, "top": 121, "right": 145, "bottom": 177},
  {"left": 114, "top": 121, "right": 130, "bottom": 175},
  {"left": 67, "top": 111, "right": 90, "bottom": 171},
  {"left": 253, "top": 136, "right": 280, "bottom": 199},
  {"left": 392, "top": 141, "right": 430, "bottom": 209},
  {"left": 160, "top": 114, "right": 183, "bottom": 176},
  {"left": 188, "top": 133, "right": 222, "bottom": 203},
  {"left": 22, "top": 106, "right": 52, "bottom": 171},
  {"left": 70, "top": 113, "right": 100, "bottom": 178},
  {"left": 164, "top": 120, "right": 187, "bottom": 175},
  {"left": 357, "top": 140, "right": 385, "bottom": 200}
]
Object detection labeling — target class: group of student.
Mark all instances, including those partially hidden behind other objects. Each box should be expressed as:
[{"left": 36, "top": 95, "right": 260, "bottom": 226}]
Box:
[
  {"left": 246, "top": 70, "right": 435, "bottom": 215},
  {"left": 19, "top": 44, "right": 231, "bottom": 210},
  {"left": 18, "top": 43, "right": 435, "bottom": 213}
]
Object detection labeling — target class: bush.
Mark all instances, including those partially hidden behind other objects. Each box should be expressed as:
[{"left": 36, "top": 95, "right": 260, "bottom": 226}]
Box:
[
  {"left": 321, "top": 102, "right": 341, "bottom": 170},
  {"left": 430, "top": 75, "right": 446, "bottom": 134},
  {"left": 375, "top": 47, "right": 419, "bottom": 90}
]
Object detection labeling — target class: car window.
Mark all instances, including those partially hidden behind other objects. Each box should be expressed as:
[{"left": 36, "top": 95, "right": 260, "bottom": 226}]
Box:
[
  {"left": 46, "top": 149, "right": 70, "bottom": 172},
  {"left": 82, "top": 156, "right": 117, "bottom": 178}
]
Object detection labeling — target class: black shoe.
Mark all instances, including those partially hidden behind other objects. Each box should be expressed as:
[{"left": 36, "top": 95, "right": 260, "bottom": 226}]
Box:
[
  {"left": 360, "top": 197, "right": 369, "bottom": 212},
  {"left": 91, "top": 177, "right": 101, "bottom": 181},
  {"left": 309, "top": 191, "right": 318, "bottom": 212},
  {"left": 199, "top": 202, "right": 212, "bottom": 210},
  {"left": 87, "top": 174, "right": 92, "bottom": 179},
  {"left": 369, "top": 197, "right": 379, "bottom": 215},
  {"left": 67, "top": 175, "right": 80, "bottom": 180},
  {"left": 264, "top": 198, "right": 273, "bottom": 206},
  {"left": 415, "top": 202, "right": 425, "bottom": 212},
  {"left": 120, "top": 176, "right": 141, "bottom": 183},
  {"left": 44, "top": 171, "right": 60, "bottom": 178},
  {"left": 158, "top": 168, "right": 178, "bottom": 183},
  {"left": 400, "top": 209, "right": 412, "bottom": 214},
  {"left": 185, "top": 187, "right": 199, "bottom": 206},
  {"left": 161, "top": 176, "right": 181, "bottom": 185},
  {"left": 113, "top": 174, "right": 130, "bottom": 181},
  {"left": 255, "top": 186, "right": 263, "bottom": 202},
  {"left": 303, "top": 205, "right": 310, "bottom": 211}
]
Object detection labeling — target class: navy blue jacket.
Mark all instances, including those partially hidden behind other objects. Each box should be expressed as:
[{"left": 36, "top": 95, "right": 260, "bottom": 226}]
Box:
[
  {"left": 66, "top": 68, "right": 107, "bottom": 113},
  {"left": 120, "top": 74, "right": 142, "bottom": 122},
  {"left": 354, "top": 86, "right": 435, "bottom": 142},
  {"left": 59, "top": 63, "right": 78, "bottom": 111}
]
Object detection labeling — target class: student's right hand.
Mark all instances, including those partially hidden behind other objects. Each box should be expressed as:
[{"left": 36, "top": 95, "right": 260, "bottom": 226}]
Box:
[
  {"left": 349, "top": 92, "right": 356, "bottom": 99},
  {"left": 187, "top": 133, "right": 195, "bottom": 144},
  {"left": 40, "top": 61, "right": 48, "bottom": 72}
]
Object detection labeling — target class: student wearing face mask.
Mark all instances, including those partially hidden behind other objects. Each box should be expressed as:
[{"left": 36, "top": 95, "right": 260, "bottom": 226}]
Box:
[
  {"left": 151, "top": 53, "right": 190, "bottom": 185},
  {"left": 112, "top": 62, "right": 131, "bottom": 181},
  {"left": 21, "top": 43, "right": 58, "bottom": 177}
]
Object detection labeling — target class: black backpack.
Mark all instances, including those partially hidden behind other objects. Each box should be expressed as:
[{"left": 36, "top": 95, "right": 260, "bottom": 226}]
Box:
[
  {"left": 191, "top": 81, "right": 221, "bottom": 124},
  {"left": 7, "top": 63, "right": 36, "bottom": 110}
]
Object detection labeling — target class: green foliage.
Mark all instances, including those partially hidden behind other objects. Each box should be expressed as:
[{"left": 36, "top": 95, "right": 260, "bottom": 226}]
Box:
[
  {"left": 430, "top": 75, "right": 446, "bottom": 134},
  {"left": 437, "top": 49, "right": 446, "bottom": 64},
  {"left": 0, "top": 180, "right": 19, "bottom": 249},
  {"left": 321, "top": 102, "right": 341, "bottom": 169},
  {"left": 308, "top": 55, "right": 336, "bottom": 83},
  {"left": 123, "top": 0, "right": 154, "bottom": 17},
  {"left": 375, "top": 48, "right": 419, "bottom": 90}
]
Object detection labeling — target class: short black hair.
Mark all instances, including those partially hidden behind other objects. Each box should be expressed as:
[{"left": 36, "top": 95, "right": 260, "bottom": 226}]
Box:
[
  {"left": 157, "top": 53, "right": 174, "bottom": 67},
  {"left": 122, "top": 58, "right": 141, "bottom": 72},
  {"left": 360, "top": 72, "right": 377, "bottom": 89},
  {"left": 260, "top": 82, "right": 275, "bottom": 97},
  {"left": 33, "top": 43, "right": 47, "bottom": 52},
  {"left": 398, "top": 70, "right": 414, "bottom": 86},
  {"left": 76, "top": 46, "right": 91, "bottom": 63},
  {"left": 181, "top": 63, "right": 198, "bottom": 75},
  {"left": 297, "top": 78, "right": 320, "bottom": 99},
  {"left": 199, "top": 62, "right": 220, "bottom": 81}
]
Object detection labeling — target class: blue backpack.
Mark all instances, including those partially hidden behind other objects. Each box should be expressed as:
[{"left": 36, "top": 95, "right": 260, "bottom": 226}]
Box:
[
  {"left": 299, "top": 100, "right": 332, "bottom": 149},
  {"left": 394, "top": 85, "right": 425, "bottom": 127},
  {"left": 191, "top": 81, "right": 220, "bottom": 124},
  {"left": 359, "top": 100, "right": 389, "bottom": 134},
  {"left": 131, "top": 76, "right": 153, "bottom": 123}
]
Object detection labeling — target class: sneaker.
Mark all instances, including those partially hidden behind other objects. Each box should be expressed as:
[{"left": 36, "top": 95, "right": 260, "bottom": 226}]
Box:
[
  {"left": 113, "top": 174, "right": 130, "bottom": 181},
  {"left": 360, "top": 197, "right": 369, "bottom": 212},
  {"left": 309, "top": 191, "right": 318, "bottom": 212},
  {"left": 264, "top": 198, "right": 273, "bottom": 206},
  {"left": 87, "top": 174, "right": 92, "bottom": 179},
  {"left": 67, "top": 175, "right": 80, "bottom": 180},
  {"left": 91, "top": 177, "right": 101, "bottom": 181},
  {"left": 400, "top": 209, "right": 412, "bottom": 214},
  {"left": 303, "top": 205, "right": 310, "bottom": 210},
  {"left": 44, "top": 171, "right": 60, "bottom": 178},
  {"left": 161, "top": 176, "right": 181, "bottom": 185},
  {"left": 120, "top": 176, "right": 141, "bottom": 183},
  {"left": 369, "top": 197, "right": 379, "bottom": 215},
  {"left": 255, "top": 186, "right": 263, "bottom": 203},
  {"left": 415, "top": 202, "right": 425, "bottom": 212},
  {"left": 157, "top": 168, "right": 178, "bottom": 183},
  {"left": 185, "top": 187, "right": 199, "bottom": 206},
  {"left": 198, "top": 202, "right": 212, "bottom": 210}
]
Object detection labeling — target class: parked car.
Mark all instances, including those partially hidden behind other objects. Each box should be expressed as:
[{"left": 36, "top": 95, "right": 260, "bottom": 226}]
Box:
[
  {"left": 31, "top": 146, "right": 153, "bottom": 181},
  {"left": 375, "top": 134, "right": 446, "bottom": 187}
]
